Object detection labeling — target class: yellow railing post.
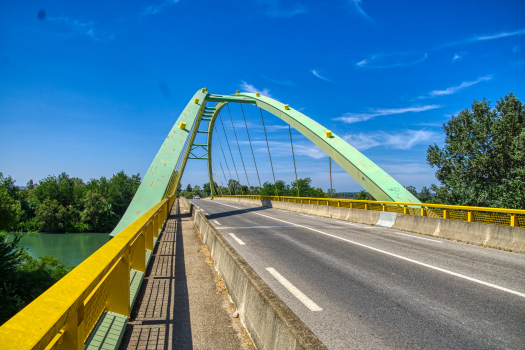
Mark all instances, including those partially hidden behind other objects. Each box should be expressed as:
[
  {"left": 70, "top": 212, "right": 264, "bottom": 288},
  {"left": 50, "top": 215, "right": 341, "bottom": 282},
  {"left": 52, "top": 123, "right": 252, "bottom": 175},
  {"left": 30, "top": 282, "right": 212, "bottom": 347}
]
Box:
[
  {"left": 421, "top": 207, "right": 427, "bottom": 216},
  {"left": 145, "top": 221, "right": 153, "bottom": 251},
  {"left": 56, "top": 307, "right": 84, "bottom": 350},
  {"left": 443, "top": 209, "right": 449, "bottom": 219},
  {"left": 153, "top": 214, "right": 159, "bottom": 238},
  {"left": 382, "top": 204, "right": 386, "bottom": 211},
  {"left": 403, "top": 205, "right": 408, "bottom": 214},
  {"left": 510, "top": 214, "right": 516, "bottom": 227},
  {"left": 106, "top": 252, "right": 131, "bottom": 318},
  {"left": 350, "top": 202, "right": 354, "bottom": 209},
  {"left": 468, "top": 211, "right": 473, "bottom": 222},
  {"left": 130, "top": 231, "right": 146, "bottom": 273},
  {"left": 337, "top": 201, "right": 340, "bottom": 208},
  {"left": 364, "top": 203, "right": 369, "bottom": 210}
]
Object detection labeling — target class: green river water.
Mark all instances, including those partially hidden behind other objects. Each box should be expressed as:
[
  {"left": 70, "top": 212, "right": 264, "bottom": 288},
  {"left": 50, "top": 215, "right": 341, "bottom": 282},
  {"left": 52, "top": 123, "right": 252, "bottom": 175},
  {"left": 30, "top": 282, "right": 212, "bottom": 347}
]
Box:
[{"left": 10, "top": 233, "right": 110, "bottom": 267}]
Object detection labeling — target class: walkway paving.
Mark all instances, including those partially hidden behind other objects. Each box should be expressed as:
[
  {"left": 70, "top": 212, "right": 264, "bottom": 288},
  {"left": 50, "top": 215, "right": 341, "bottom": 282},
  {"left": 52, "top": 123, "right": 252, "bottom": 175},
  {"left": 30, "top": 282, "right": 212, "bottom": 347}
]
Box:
[{"left": 119, "top": 199, "right": 255, "bottom": 350}]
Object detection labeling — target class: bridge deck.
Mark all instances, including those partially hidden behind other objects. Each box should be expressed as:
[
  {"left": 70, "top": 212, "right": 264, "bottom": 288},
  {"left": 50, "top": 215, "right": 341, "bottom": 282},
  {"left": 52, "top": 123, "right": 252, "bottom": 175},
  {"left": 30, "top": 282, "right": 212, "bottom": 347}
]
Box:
[{"left": 118, "top": 199, "right": 254, "bottom": 349}]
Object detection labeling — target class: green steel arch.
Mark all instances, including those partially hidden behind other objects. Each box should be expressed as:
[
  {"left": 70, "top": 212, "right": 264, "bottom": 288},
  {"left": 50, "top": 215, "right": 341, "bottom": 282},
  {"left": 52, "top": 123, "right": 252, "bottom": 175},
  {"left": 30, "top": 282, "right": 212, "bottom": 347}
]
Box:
[{"left": 111, "top": 89, "right": 420, "bottom": 236}]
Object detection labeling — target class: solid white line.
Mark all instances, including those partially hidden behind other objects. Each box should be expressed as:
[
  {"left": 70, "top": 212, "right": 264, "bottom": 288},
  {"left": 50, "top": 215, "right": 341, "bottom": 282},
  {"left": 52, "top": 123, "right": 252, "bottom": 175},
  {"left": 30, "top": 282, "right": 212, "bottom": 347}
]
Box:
[
  {"left": 213, "top": 220, "right": 221, "bottom": 225},
  {"left": 392, "top": 231, "right": 442, "bottom": 243},
  {"left": 229, "top": 233, "right": 245, "bottom": 245},
  {"left": 266, "top": 267, "right": 322, "bottom": 311},
  {"left": 216, "top": 202, "right": 525, "bottom": 298}
]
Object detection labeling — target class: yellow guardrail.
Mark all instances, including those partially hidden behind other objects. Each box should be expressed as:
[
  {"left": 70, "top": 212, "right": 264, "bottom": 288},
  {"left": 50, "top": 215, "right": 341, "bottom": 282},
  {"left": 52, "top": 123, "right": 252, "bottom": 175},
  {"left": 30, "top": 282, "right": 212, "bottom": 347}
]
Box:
[
  {"left": 216, "top": 195, "right": 525, "bottom": 228},
  {"left": 0, "top": 195, "right": 176, "bottom": 350}
]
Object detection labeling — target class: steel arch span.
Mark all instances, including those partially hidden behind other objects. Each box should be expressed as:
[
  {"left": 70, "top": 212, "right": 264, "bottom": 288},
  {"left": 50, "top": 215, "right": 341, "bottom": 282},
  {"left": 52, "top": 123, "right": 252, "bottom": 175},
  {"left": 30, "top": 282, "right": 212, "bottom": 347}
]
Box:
[{"left": 111, "top": 89, "right": 420, "bottom": 236}]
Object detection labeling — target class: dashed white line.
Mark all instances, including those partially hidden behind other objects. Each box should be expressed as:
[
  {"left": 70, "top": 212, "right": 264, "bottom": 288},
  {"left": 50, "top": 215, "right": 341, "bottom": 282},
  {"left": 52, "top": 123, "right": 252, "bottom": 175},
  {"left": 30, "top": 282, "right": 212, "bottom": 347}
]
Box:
[
  {"left": 214, "top": 201, "right": 525, "bottom": 298},
  {"left": 213, "top": 220, "right": 221, "bottom": 225},
  {"left": 229, "top": 233, "right": 245, "bottom": 245},
  {"left": 266, "top": 267, "right": 322, "bottom": 311}
]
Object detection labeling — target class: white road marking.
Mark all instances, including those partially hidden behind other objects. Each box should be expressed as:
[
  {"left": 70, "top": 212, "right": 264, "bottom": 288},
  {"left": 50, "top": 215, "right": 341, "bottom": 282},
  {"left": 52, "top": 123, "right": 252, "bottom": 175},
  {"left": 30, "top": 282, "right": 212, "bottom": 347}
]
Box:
[
  {"left": 229, "top": 233, "right": 245, "bottom": 245},
  {"left": 215, "top": 201, "right": 525, "bottom": 298},
  {"left": 216, "top": 225, "right": 342, "bottom": 229},
  {"left": 266, "top": 267, "right": 322, "bottom": 312},
  {"left": 392, "top": 231, "right": 442, "bottom": 243},
  {"left": 213, "top": 220, "right": 221, "bottom": 225}
]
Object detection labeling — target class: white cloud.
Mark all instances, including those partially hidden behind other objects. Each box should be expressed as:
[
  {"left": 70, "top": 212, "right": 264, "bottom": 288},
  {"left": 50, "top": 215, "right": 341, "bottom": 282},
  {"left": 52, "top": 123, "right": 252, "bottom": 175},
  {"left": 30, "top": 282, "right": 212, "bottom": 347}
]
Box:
[
  {"left": 143, "top": 0, "right": 179, "bottom": 16},
  {"left": 356, "top": 52, "right": 428, "bottom": 69},
  {"left": 476, "top": 28, "right": 525, "bottom": 41},
  {"left": 342, "top": 130, "right": 440, "bottom": 151},
  {"left": 240, "top": 140, "right": 326, "bottom": 159},
  {"left": 48, "top": 17, "right": 112, "bottom": 41},
  {"left": 453, "top": 54, "right": 461, "bottom": 61},
  {"left": 334, "top": 105, "right": 441, "bottom": 123},
  {"left": 259, "top": 0, "right": 307, "bottom": 18},
  {"left": 239, "top": 81, "right": 271, "bottom": 97},
  {"left": 427, "top": 75, "right": 492, "bottom": 97},
  {"left": 311, "top": 70, "right": 334, "bottom": 83},
  {"left": 350, "top": 0, "right": 372, "bottom": 20}
]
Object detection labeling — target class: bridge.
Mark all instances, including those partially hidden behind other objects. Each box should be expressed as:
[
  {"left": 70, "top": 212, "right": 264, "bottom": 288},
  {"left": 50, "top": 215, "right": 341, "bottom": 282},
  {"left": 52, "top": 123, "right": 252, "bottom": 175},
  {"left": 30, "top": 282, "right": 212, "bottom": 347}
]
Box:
[{"left": 1, "top": 89, "right": 524, "bottom": 349}]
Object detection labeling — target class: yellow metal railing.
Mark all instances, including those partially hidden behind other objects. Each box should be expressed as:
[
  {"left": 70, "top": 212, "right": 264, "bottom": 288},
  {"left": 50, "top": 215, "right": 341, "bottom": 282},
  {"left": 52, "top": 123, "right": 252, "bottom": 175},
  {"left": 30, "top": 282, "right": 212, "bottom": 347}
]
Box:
[
  {"left": 215, "top": 195, "right": 525, "bottom": 228},
  {"left": 0, "top": 196, "right": 176, "bottom": 350}
]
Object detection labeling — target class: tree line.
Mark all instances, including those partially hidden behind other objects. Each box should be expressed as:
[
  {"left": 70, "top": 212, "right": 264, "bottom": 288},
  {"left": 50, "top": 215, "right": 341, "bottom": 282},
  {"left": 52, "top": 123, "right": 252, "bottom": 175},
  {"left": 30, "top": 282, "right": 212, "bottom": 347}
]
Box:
[{"left": 0, "top": 171, "right": 140, "bottom": 233}]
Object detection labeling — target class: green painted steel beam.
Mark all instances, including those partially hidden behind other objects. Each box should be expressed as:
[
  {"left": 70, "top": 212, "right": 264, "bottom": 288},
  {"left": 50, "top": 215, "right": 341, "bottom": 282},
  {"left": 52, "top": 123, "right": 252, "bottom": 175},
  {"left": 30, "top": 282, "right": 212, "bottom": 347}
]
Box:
[
  {"left": 205, "top": 95, "right": 256, "bottom": 103},
  {"left": 206, "top": 93, "right": 420, "bottom": 204},
  {"left": 110, "top": 89, "right": 208, "bottom": 237}
]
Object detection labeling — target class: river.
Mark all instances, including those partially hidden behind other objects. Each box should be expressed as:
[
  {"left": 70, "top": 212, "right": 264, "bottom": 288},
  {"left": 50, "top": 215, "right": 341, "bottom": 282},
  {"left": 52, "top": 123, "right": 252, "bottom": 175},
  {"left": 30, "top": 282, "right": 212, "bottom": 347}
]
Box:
[{"left": 10, "top": 232, "right": 110, "bottom": 267}]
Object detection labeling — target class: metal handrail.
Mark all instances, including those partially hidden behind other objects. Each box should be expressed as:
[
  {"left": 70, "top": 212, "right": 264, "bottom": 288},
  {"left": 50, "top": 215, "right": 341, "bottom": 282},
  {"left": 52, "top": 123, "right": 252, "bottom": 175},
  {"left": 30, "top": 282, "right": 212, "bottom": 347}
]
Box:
[
  {"left": 0, "top": 196, "right": 176, "bottom": 350},
  {"left": 215, "top": 195, "right": 525, "bottom": 227}
]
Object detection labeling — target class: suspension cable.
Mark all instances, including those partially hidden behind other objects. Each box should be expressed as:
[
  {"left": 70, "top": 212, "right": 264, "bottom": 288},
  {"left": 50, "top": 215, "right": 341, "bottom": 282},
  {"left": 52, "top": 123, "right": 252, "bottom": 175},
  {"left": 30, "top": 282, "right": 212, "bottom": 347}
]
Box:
[
  {"left": 227, "top": 104, "right": 252, "bottom": 194},
  {"left": 329, "top": 157, "right": 333, "bottom": 198},
  {"left": 240, "top": 103, "right": 262, "bottom": 189},
  {"left": 219, "top": 112, "right": 244, "bottom": 195},
  {"left": 288, "top": 125, "right": 299, "bottom": 197},
  {"left": 259, "top": 108, "right": 279, "bottom": 196},
  {"left": 213, "top": 143, "right": 232, "bottom": 195},
  {"left": 215, "top": 118, "right": 237, "bottom": 195},
  {"left": 211, "top": 152, "right": 225, "bottom": 196}
]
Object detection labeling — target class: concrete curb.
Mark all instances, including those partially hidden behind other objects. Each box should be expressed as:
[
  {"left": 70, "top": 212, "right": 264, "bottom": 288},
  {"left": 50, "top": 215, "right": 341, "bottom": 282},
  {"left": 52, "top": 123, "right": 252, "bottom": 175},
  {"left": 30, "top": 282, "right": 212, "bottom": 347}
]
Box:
[
  {"left": 181, "top": 197, "right": 327, "bottom": 350},
  {"left": 209, "top": 197, "right": 525, "bottom": 254}
]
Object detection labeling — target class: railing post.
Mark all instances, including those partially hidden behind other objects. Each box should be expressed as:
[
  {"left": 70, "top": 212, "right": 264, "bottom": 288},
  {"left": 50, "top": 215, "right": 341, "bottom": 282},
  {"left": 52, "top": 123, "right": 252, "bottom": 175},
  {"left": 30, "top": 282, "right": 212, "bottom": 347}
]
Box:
[
  {"left": 153, "top": 214, "right": 159, "bottom": 238},
  {"left": 145, "top": 221, "right": 153, "bottom": 251},
  {"left": 364, "top": 203, "right": 369, "bottom": 210},
  {"left": 57, "top": 307, "right": 84, "bottom": 350},
  {"left": 350, "top": 202, "right": 354, "bottom": 209},
  {"left": 382, "top": 204, "right": 386, "bottom": 212},
  {"left": 510, "top": 214, "right": 516, "bottom": 227},
  {"left": 443, "top": 209, "right": 449, "bottom": 219},
  {"left": 337, "top": 201, "right": 340, "bottom": 208},
  {"left": 130, "top": 231, "right": 146, "bottom": 273},
  {"left": 468, "top": 211, "right": 473, "bottom": 222},
  {"left": 421, "top": 207, "right": 427, "bottom": 216},
  {"left": 403, "top": 205, "right": 408, "bottom": 215},
  {"left": 106, "top": 251, "right": 131, "bottom": 318}
]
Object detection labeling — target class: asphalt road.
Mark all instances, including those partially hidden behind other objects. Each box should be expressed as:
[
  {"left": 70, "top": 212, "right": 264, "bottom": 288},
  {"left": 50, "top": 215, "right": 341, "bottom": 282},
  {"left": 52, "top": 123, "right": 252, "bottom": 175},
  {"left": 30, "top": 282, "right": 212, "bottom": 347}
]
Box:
[{"left": 189, "top": 199, "right": 525, "bottom": 350}]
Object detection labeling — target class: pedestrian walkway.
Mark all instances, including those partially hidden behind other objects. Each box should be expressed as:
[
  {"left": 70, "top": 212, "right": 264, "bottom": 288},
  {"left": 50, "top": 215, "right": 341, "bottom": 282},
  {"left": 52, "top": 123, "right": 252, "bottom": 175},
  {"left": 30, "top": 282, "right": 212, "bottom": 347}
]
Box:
[{"left": 119, "top": 199, "right": 255, "bottom": 350}]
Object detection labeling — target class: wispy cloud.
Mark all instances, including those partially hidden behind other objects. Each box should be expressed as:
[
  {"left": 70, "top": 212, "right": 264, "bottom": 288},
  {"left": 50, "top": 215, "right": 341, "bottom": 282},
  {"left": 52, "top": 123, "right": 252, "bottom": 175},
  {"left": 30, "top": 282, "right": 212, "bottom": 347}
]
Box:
[
  {"left": 356, "top": 52, "right": 428, "bottom": 69},
  {"left": 311, "top": 70, "right": 334, "bottom": 83},
  {"left": 143, "top": 0, "right": 179, "bottom": 16},
  {"left": 350, "top": 0, "right": 372, "bottom": 20},
  {"left": 48, "top": 16, "right": 112, "bottom": 41},
  {"left": 342, "top": 130, "right": 440, "bottom": 151},
  {"left": 240, "top": 81, "right": 271, "bottom": 97},
  {"left": 452, "top": 54, "right": 461, "bottom": 61},
  {"left": 261, "top": 75, "right": 294, "bottom": 86},
  {"left": 423, "top": 75, "right": 492, "bottom": 98},
  {"left": 259, "top": 0, "right": 307, "bottom": 18},
  {"left": 476, "top": 28, "right": 525, "bottom": 41},
  {"left": 240, "top": 140, "right": 326, "bottom": 159},
  {"left": 334, "top": 105, "right": 441, "bottom": 123}
]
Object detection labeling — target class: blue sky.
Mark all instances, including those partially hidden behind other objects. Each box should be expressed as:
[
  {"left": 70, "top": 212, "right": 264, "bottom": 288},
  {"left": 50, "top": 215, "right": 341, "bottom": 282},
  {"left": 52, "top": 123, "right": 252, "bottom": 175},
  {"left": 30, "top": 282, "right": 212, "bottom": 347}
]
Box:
[{"left": 1, "top": 0, "right": 524, "bottom": 192}]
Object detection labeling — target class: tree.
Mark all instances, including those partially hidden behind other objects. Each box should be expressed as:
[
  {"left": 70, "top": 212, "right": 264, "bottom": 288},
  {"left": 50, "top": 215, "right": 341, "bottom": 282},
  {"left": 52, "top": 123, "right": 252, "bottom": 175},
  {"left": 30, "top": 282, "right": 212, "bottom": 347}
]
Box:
[
  {"left": 185, "top": 184, "right": 192, "bottom": 192},
  {"left": 418, "top": 186, "right": 434, "bottom": 203},
  {"left": 81, "top": 191, "right": 116, "bottom": 232},
  {"left": 0, "top": 188, "right": 23, "bottom": 231},
  {"left": 354, "top": 190, "right": 375, "bottom": 200},
  {"left": 404, "top": 186, "right": 418, "bottom": 197},
  {"left": 427, "top": 93, "right": 525, "bottom": 208}
]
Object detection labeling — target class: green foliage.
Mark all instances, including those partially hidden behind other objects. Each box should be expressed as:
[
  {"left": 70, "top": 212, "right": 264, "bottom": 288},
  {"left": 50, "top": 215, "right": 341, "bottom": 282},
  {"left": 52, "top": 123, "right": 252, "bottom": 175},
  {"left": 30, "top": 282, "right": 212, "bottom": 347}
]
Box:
[
  {"left": 0, "top": 235, "right": 73, "bottom": 325},
  {"left": 1, "top": 171, "right": 140, "bottom": 233},
  {"left": 354, "top": 190, "right": 375, "bottom": 200},
  {"left": 427, "top": 93, "right": 525, "bottom": 208},
  {"left": 417, "top": 186, "right": 434, "bottom": 203},
  {"left": 0, "top": 188, "right": 23, "bottom": 231},
  {"left": 404, "top": 186, "right": 418, "bottom": 197}
]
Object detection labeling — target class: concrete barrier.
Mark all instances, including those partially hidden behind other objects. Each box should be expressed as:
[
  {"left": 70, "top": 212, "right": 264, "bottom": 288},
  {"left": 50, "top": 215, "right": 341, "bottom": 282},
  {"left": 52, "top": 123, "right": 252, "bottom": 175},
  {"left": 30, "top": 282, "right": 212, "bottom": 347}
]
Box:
[
  {"left": 181, "top": 197, "right": 327, "bottom": 350},
  {"left": 208, "top": 197, "right": 525, "bottom": 253}
]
